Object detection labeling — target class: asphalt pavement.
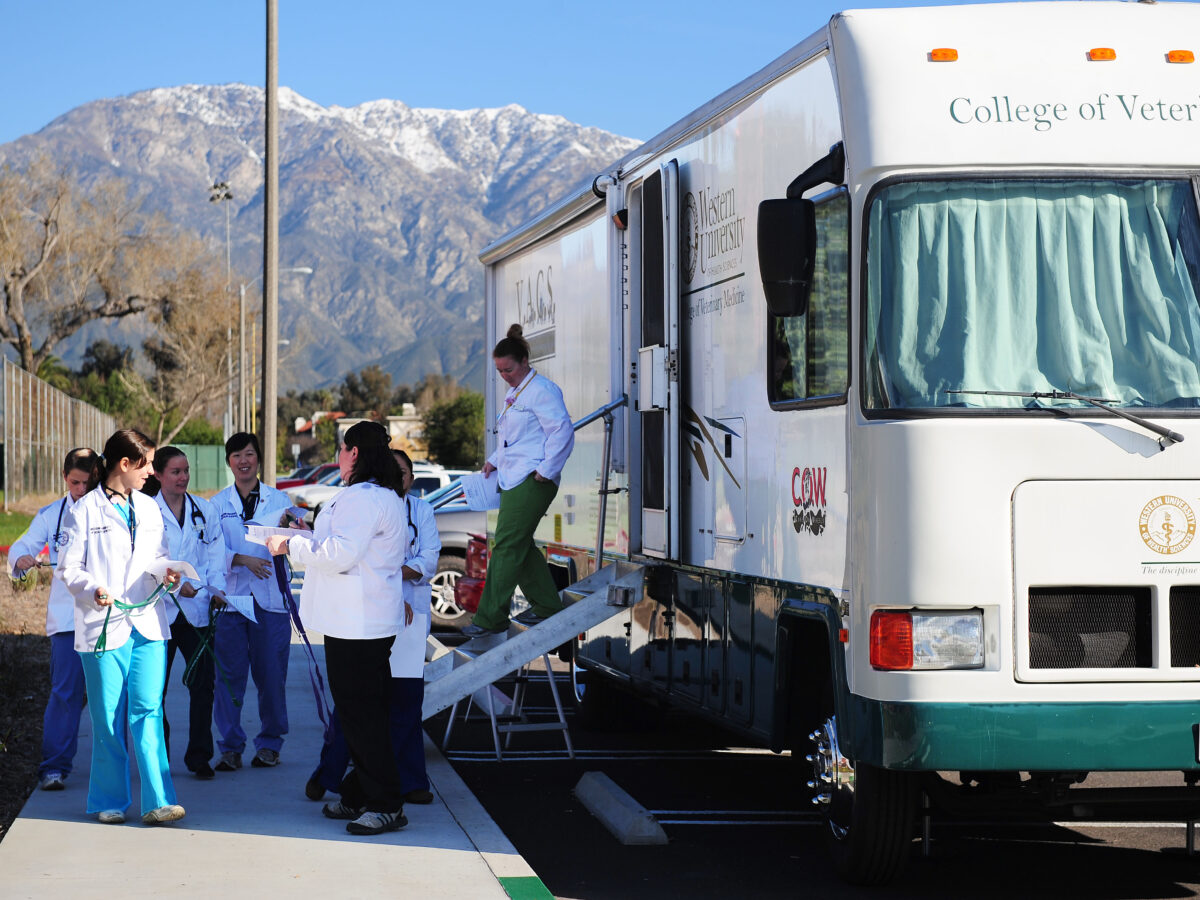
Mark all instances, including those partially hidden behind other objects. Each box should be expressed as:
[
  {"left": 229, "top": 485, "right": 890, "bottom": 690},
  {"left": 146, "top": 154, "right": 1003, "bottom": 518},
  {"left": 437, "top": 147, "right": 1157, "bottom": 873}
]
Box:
[{"left": 0, "top": 634, "right": 551, "bottom": 899}]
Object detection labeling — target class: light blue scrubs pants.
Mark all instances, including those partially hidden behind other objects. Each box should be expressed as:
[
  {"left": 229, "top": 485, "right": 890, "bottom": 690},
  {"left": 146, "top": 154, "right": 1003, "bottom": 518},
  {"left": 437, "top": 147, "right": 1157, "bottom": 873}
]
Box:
[{"left": 78, "top": 628, "right": 177, "bottom": 815}]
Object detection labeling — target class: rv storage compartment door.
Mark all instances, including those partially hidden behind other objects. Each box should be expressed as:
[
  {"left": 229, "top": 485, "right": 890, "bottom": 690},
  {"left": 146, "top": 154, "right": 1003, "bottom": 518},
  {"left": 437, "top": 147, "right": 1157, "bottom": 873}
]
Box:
[{"left": 639, "top": 161, "right": 681, "bottom": 560}]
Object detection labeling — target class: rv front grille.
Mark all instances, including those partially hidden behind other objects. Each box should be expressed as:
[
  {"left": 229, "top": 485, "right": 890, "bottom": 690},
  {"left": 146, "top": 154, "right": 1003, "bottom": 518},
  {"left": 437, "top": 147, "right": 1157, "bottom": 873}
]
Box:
[
  {"left": 1169, "top": 587, "right": 1200, "bottom": 667},
  {"left": 1027, "top": 587, "right": 1151, "bottom": 669}
]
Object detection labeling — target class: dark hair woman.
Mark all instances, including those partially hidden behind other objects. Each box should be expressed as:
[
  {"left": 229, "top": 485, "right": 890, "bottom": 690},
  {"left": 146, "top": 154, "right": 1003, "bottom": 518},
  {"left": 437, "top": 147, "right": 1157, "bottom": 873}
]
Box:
[
  {"left": 266, "top": 419, "right": 411, "bottom": 835},
  {"left": 7, "top": 447, "right": 98, "bottom": 792},
  {"left": 461, "top": 323, "right": 574, "bottom": 637},
  {"left": 58, "top": 429, "right": 185, "bottom": 825},
  {"left": 151, "top": 446, "right": 228, "bottom": 780}
]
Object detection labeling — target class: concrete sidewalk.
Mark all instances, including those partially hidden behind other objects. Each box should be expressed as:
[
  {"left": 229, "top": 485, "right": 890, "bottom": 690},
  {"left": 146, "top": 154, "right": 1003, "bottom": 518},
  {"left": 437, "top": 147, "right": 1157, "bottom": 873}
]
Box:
[{"left": 0, "top": 635, "right": 552, "bottom": 899}]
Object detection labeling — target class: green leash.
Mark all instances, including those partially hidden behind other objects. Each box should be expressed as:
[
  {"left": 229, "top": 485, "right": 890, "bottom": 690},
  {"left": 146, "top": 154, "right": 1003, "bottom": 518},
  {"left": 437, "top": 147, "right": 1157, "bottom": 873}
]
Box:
[{"left": 92, "top": 581, "right": 179, "bottom": 658}]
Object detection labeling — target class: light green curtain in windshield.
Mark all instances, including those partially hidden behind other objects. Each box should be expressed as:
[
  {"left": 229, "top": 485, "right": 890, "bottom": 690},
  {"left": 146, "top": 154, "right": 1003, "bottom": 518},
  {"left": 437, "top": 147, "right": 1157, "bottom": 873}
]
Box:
[{"left": 865, "top": 179, "right": 1200, "bottom": 409}]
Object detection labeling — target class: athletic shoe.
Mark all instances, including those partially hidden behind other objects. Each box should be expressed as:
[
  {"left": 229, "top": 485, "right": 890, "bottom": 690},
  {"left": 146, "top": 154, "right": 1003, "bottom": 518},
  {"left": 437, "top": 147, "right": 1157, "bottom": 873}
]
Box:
[
  {"left": 512, "top": 609, "right": 553, "bottom": 627},
  {"left": 142, "top": 804, "right": 186, "bottom": 825},
  {"left": 404, "top": 789, "right": 434, "bottom": 805},
  {"left": 305, "top": 777, "right": 326, "bottom": 801},
  {"left": 461, "top": 622, "right": 507, "bottom": 638},
  {"left": 215, "top": 751, "right": 242, "bottom": 771},
  {"left": 251, "top": 748, "right": 280, "bottom": 768},
  {"left": 97, "top": 809, "right": 125, "bottom": 824},
  {"left": 38, "top": 772, "right": 66, "bottom": 791},
  {"left": 346, "top": 809, "right": 407, "bottom": 835},
  {"left": 322, "top": 799, "right": 364, "bottom": 820}
]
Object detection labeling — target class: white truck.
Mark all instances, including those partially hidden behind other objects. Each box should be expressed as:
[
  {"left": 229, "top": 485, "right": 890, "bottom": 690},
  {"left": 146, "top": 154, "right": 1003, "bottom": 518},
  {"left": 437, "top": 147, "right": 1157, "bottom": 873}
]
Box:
[{"left": 478, "top": 2, "right": 1200, "bottom": 883}]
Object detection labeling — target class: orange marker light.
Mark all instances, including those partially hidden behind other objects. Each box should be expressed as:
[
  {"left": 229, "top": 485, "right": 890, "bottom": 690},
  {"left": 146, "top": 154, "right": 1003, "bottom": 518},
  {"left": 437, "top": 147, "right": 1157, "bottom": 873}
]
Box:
[
  {"left": 1168, "top": 50, "right": 1195, "bottom": 64},
  {"left": 1088, "top": 48, "right": 1117, "bottom": 61},
  {"left": 869, "top": 611, "right": 913, "bottom": 670},
  {"left": 929, "top": 48, "right": 958, "bottom": 62}
]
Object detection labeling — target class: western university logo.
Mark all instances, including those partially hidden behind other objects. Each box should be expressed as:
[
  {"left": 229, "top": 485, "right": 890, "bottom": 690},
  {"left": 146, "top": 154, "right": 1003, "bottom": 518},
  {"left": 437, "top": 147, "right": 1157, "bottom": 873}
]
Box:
[{"left": 1139, "top": 495, "right": 1196, "bottom": 555}]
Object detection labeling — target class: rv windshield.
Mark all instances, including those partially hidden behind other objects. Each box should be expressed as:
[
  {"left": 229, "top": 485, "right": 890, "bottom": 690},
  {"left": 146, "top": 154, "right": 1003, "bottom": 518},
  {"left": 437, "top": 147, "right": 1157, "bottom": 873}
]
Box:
[{"left": 863, "top": 178, "right": 1200, "bottom": 411}]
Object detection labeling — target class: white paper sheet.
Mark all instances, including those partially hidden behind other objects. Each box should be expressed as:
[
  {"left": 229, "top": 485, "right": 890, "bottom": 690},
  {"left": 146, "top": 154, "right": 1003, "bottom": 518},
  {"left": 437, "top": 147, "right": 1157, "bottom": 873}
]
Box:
[
  {"left": 460, "top": 470, "right": 501, "bottom": 511},
  {"left": 219, "top": 593, "right": 258, "bottom": 622},
  {"left": 244, "top": 524, "right": 298, "bottom": 546},
  {"left": 144, "top": 559, "right": 201, "bottom": 582}
]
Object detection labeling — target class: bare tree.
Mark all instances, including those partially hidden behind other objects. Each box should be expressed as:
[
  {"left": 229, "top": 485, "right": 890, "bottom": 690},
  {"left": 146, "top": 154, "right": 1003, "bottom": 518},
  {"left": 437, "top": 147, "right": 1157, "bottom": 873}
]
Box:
[
  {"left": 0, "top": 157, "right": 165, "bottom": 373},
  {"left": 117, "top": 236, "right": 238, "bottom": 445}
]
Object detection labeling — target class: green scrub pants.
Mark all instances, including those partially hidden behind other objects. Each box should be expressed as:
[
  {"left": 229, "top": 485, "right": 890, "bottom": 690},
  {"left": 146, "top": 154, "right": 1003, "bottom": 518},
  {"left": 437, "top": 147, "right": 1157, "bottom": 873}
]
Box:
[{"left": 472, "top": 474, "right": 563, "bottom": 631}]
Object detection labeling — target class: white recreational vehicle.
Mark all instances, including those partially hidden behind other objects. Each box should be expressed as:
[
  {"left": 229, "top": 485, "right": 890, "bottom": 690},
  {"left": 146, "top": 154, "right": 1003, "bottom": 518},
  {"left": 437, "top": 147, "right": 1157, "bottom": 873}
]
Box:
[{"left": 478, "top": 1, "right": 1200, "bottom": 883}]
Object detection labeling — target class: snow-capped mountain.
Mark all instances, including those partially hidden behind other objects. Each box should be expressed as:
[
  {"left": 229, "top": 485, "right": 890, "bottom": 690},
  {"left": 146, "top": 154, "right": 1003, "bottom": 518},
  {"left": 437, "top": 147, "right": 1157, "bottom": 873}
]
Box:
[{"left": 0, "top": 84, "right": 640, "bottom": 391}]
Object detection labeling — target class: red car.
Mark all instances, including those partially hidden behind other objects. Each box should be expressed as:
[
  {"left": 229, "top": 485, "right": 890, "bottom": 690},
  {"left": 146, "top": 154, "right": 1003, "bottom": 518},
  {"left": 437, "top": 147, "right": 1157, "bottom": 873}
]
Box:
[{"left": 275, "top": 462, "right": 338, "bottom": 490}]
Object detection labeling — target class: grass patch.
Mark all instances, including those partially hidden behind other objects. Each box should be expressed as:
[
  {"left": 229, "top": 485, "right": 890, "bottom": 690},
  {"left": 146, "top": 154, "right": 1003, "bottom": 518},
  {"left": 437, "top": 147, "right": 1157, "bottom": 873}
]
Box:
[{"left": 0, "top": 513, "right": 33, "bottom": 548}]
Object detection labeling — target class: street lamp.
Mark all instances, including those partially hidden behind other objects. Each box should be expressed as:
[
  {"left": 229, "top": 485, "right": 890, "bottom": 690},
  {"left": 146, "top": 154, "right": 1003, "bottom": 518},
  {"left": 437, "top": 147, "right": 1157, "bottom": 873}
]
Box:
[
  {"left": 209, "top": 181, "right": 234, "bottom": 438},
  {"left": 238, "top": 266, "right": 311, "bottom": 434}
]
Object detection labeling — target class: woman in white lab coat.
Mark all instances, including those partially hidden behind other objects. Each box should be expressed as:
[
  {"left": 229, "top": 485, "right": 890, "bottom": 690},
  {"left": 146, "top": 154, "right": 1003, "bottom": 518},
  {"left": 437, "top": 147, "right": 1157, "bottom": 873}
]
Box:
[
  {"left": 148, "top": 446, "right": 228, "bottom": 780},
  {"left": 8, "top": 447, "right": 98, "bottom": 792},
  {"left": 266, "top": 420, "right": 409, "bottom": 836},
  {"left": 58, "top": 429, "right": 184, "bottom": 826}
]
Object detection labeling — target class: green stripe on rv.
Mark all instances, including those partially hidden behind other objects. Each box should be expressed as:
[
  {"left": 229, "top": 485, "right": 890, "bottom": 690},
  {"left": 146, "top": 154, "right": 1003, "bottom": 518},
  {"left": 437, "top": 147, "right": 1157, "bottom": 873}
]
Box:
[
  {"left": 852, "top": 699, "right": 1200, "bottom": 771},
  {"left": 498, "top": 876, "right": 555, "bottom": 900}
]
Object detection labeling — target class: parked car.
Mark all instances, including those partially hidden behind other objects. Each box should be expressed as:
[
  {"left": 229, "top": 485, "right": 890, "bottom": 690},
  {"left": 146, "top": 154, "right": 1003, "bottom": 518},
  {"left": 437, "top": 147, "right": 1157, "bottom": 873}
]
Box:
[
  {"left": 285, "top": 466, "right": 343, "bottom": 513},
  {"left": 276, "top": 462, "right": 337, "bottom": 491}
]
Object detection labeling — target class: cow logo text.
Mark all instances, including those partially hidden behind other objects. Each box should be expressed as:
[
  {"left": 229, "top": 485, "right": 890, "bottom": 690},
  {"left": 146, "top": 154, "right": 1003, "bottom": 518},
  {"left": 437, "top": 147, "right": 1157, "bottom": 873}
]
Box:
[
  {"left": 1139, "top": 495, "right": 1196, "bottom": 555},
  {"left": 792, "top": 466, "right": 827, "bottom": 536}
]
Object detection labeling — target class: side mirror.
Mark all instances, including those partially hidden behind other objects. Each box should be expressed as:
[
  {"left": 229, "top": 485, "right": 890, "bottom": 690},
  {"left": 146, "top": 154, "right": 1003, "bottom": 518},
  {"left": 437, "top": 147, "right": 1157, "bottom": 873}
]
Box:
[{"left": 757, "top": 198, "right": 816, "bottom": 317}]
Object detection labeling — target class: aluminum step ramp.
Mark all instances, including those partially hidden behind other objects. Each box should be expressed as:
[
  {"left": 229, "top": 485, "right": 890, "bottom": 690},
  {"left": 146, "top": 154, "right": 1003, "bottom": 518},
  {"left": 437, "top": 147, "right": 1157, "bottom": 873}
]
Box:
[{"left": 421, "top": 560, "right": 645, "bottom": 723}]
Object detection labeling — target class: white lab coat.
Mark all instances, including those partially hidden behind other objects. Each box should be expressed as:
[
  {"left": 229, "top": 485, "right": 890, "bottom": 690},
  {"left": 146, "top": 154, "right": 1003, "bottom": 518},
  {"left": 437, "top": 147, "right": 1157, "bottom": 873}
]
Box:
[
  {"left": 155, "top": 492, "right": 227, "bottom": 627},
  {"left": 59, "top": 486, "right": 172, "bottom": 654},
  {"left": 488, "top": 370, "right": 574, "bottom": 489},
  {"left": 212, "top": 481, "right": 293, "bottom": 615},
  {"left": 402, "top": 494, "right": 440, "bottom": 616},
  {"left": 8, "top": 495, "right": 78, "bottom": 636},
  {"left": 289, "top": 481, "right": 409, "bottom": 640}
]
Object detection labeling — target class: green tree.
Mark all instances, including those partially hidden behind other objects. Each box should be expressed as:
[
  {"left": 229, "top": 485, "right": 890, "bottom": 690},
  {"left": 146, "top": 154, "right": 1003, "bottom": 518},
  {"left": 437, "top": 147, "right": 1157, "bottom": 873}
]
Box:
[
  {"left": 422, "top": 391, "right": 484, "bottom": 468},
  {"left": 338, "top": 365, "right": 393, "bottom": 419},
  {"left": 172, "top": 418, "right": 224, "bottom": 445},
  {"left": 313, "top": 416, "right": 339, "bottom": 463}
]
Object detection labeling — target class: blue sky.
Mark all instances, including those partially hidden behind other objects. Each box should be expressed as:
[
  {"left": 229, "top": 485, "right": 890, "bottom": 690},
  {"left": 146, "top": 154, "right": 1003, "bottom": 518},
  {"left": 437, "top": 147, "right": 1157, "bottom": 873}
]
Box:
[{"left": 0, "top": 0, "right": 1037, "bottom": 146}]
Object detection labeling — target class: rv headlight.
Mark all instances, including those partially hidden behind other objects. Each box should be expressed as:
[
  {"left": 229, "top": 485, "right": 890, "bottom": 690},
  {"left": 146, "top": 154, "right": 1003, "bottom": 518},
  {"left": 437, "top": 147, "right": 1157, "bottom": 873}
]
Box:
[{"left": 870, "top": 610, "right": 984, "bottom": 671}]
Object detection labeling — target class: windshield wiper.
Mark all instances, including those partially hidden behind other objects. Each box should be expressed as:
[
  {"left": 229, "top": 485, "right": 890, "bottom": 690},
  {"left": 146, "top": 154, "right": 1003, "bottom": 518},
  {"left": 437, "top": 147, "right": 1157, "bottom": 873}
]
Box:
[{"left": 945, "top": 389, "right": 1185, "bottom": 447}]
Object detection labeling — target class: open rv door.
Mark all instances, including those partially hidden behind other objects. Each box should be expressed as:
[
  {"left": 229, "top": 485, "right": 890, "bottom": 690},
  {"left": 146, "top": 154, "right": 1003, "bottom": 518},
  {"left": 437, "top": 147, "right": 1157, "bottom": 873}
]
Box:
[{"left": 638, "top": 160, "right": 681, "bottom": 559}]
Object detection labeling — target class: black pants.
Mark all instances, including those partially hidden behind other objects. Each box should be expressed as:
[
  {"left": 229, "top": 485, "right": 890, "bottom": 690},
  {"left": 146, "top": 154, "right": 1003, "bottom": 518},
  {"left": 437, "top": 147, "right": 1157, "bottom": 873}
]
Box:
[
  {"left": 324, "top": 634, "right": 404, "bottom": 813},
  {"left": 163, "top": 618, "right": 216, "bottom": 772}
]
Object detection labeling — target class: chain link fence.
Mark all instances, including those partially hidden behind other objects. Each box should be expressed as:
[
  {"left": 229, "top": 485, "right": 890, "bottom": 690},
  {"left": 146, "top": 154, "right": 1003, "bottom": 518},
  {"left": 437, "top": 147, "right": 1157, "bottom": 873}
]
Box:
[{"left": 2, "top": 358, "right": 117, "bottom": 511}]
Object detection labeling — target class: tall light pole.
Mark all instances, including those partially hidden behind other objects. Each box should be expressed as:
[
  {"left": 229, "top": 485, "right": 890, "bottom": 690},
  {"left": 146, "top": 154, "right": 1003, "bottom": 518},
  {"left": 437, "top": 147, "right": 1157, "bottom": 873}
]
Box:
[
  {"left": 263, "top": 0, "right": 281, "bottom": 483},
  {"left": 209, "top": 181, "right": 234, "bottom": 439},
  {"left": 239, "top": 266, "right": 311, "bottom": 433}
]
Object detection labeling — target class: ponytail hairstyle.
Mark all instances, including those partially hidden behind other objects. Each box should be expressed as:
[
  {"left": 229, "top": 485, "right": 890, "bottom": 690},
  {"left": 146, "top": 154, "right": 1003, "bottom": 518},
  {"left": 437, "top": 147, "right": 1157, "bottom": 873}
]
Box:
[
  {"left": 343, "top": 420, "right": 405, "bottom": 498},
  {"left": 92, "top": 429, "right": 157, "bottom": 492},
  {"left": 492, "top": 323, "right": 530, "bottom": 364},
  {"left": 143, "top": 446, "right": 188, "bottom": 498},
  {"left": 63, "top": 447, "right": 98, "bottom": 479}
]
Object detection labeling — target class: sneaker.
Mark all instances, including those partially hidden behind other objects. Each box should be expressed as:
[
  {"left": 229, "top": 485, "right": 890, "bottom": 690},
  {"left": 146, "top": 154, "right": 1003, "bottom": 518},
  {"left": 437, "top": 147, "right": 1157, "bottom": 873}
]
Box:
[
  {"left": 305, "top": 777, "right": 326, "bottom": 801},
  {"left": 346, "top": 809, "right": 407, "bottom": 835},
  {"left": 215, "top": 751, "right": 242, "bottom": 771},
  {"left": 251, "top": 748, "right": 280, "bottom": 768},
  {"left": 322, "top": 799, "right": 364, "bottom": 820},
  {"left": 97, "top": 809, "right": 125, "bottom": 824},
  {"left": 461, "top": 622, "right": 507, "bottom": 638},
  {"left": 404, "top": 789, "right": 434, "bottom": 805},
  {"left": 38, "top": 772, "right": 66, "bottom": 791},
  {"left": 512, "top": 609, "right": 554, "bottom": 627},
  {"left": 142, "top": 804, "right": 186, "bottom": 825}
]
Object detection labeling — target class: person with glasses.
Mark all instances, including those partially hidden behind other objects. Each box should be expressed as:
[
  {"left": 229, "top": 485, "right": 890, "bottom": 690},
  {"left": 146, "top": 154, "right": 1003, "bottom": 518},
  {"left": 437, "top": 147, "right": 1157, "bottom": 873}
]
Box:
[
  {"left": 9, "top": 447, "right": 98, "bottom": 793},
  {"left": 211, "top": 432, "right": 294, "bottom": 771},
  {"left": 58, "top": 429, "right": 184, "bottom": 825},
  {"left": 144, "top": 446, "right": 228, "bottom": 780},
  {"left": 462, "top": 323, "right": 574, "bottom": 638}
]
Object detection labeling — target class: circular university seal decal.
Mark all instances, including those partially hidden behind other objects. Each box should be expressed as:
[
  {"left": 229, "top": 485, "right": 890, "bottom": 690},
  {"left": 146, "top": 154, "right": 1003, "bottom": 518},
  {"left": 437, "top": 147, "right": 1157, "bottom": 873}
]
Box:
[
  {"left": 682, "top": 192, "right": 699, "bottom": 284},
  {"left": 1139, "top": 495, "right": 1196, "bottom": 555}
]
